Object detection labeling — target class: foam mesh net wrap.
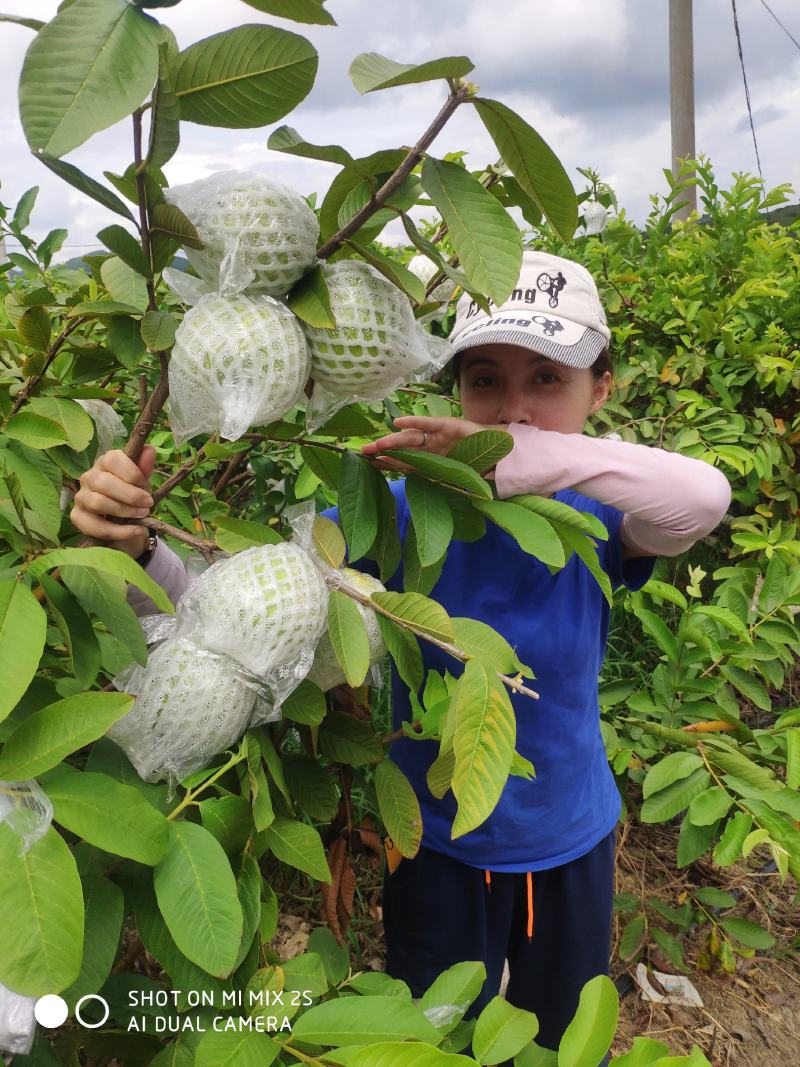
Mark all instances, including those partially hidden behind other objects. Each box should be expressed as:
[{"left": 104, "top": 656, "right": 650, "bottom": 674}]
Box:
[
  {"left": 303, "top": 260, "right": 453, "bottom": 429},
  {"left": 107, "top": 638, "right": 257, "bottom": 785},
  {"left": 167, "top": 292, "right": 311, "bottom": 444},
  {"left": 308, "top": 567, "right": 387, "bottom": 692},
  {"left": 164, "top": 170, "right": 319, "bottom": 298},
  {"left": 175, "top": 542, "right": 329, "bottom": 682}
]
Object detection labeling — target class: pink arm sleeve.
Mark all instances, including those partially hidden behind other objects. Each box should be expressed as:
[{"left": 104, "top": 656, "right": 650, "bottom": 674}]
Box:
[
  {"left": 126, "top": 538, "right": 190, "bottom": 617},
  {"left": 494, "top": 424, "right": 732, "bottom": 557}
]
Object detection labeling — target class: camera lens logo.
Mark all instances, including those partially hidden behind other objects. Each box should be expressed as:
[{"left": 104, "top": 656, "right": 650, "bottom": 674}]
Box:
[{"left": 34, "top": 993, "right": 110, "bottom": 1029}]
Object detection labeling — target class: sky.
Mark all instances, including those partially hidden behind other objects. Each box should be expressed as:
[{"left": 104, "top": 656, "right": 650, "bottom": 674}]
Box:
[{"left": 1, "top": 0, "right": 799, "bottom": 260}]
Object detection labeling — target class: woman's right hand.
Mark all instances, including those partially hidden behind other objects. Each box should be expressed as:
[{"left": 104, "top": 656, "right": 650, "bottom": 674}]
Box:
[{"left": 70, "top": 445, "right": 156, "bottom": 559}]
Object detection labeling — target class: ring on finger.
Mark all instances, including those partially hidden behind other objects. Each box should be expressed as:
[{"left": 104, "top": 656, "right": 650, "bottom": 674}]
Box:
[{"left": 418, "top": 429, "right": 428, "bottom": 447}]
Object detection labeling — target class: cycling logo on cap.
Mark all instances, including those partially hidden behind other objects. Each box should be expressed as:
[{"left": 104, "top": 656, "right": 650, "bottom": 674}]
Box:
[{"left": 537, "top": 271, "right": 567, "bottom": 308}]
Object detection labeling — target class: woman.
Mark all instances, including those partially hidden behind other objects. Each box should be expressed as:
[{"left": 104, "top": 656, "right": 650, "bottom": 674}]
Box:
[{"left": 70, "top": 250, "right": 732, "bottom": 1056}]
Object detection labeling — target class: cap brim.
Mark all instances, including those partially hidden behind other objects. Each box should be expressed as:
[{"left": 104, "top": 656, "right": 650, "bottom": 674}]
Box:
[{"left": 451, "top": 311, "right": 607, "bottom": 370}]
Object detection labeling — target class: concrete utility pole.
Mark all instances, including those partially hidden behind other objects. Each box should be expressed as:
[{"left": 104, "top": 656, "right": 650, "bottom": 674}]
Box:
[{"left": 669, "top": 0, "right": 697, "bottom": 219}]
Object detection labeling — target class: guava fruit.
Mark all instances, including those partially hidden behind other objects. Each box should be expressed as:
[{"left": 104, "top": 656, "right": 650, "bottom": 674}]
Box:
[
  {"left": 164, "top": 170, "right": 319, "bottom": 297},
  {"left": 167, "top": 292, "right": 310, "bottom": 443}
]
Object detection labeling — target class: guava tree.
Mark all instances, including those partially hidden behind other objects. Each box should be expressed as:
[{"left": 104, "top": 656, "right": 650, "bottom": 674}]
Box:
[{"left": 0, "top": 2, "right": 771, "bottom": 1065}]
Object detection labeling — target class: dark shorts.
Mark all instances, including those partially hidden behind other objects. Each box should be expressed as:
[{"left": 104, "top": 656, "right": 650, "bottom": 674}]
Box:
[{"left": 382, "top": 827, "right": 616, "bottom": 1060}]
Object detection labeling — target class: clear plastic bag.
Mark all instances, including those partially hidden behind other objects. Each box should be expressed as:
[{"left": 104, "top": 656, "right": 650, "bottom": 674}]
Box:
[
  {"left": 77, "top": 398, "right": 126, "bottom": 460},
  {"left": 0, "top": 779, "right": 53, "bottom": 856},
  {"left": 0, "top": 981, "right": 36, "bottom": 1056},
  {"left": 167, "top": 292, "right": 310, "bottom": 444},
  {"left": 108, "top": 638, "right": 259, "bottom": 785},
  {"left": 163, "top": 170, "right": 319, "bottom": 298},
  {"left": 303, "top": 260, "right": 453, "bottom": 430},
  {"left": 407, "top": 253, "right": 457, "bottom": 323},
  {"left": 307, "top": 567, "right": 387, "bottom": 692}
]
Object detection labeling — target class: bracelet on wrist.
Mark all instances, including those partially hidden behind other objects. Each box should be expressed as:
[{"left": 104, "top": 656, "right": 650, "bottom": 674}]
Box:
[{"left": 135, "top": 532, "right": 158, "bottom": 567}]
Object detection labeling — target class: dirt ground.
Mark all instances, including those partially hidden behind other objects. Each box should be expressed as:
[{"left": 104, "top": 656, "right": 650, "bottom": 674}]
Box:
[{"left": 269, "top": 817, "right": 800, "bottom": 1067}]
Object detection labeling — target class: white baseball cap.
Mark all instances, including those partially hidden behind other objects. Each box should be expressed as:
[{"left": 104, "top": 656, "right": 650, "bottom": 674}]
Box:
[{"left": 449, "top": 250, "right": 611, "bottom": 369}]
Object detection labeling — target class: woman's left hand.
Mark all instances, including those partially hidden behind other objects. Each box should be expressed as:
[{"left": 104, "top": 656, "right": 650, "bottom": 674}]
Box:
[{"left": 360, "top": 415, "right": 497, "bottom": 473}]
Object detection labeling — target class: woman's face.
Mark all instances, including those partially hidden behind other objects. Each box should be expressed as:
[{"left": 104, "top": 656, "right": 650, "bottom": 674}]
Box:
[{"left": 456, "top": 344, "right": 611, "bottom": 434}]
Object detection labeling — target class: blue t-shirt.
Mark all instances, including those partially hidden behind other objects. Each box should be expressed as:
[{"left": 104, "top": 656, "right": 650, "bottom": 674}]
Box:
[{"left": 322, "top": 478, "right": 655, "bottom": 873}]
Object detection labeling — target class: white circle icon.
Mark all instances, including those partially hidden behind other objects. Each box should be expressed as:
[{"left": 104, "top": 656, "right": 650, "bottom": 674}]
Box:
[
  {"left": 74, "top": 993, "right": 110, "bottom": 1029},
  {"left": 34, "top": 995, "right": 69, "bottom": 1028}
]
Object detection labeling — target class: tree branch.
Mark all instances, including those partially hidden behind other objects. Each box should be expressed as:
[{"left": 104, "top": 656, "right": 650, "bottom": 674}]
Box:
[
  {"left": 152, "top": 435, "right": 218, "bottom": 505},
  {"left": 315, "top": 85, "right": 471, "bottom": 261},
  {"left": 3, "top": 316, "right": 86, "bottom": 425}
]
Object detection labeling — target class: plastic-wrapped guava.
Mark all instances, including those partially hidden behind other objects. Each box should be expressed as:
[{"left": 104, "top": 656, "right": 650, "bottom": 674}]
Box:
[
  {"left": 77, "top": 399, "right": 126, "bottom": 460},
  {"left": 167, "top": 292, "right": 310, "bottom": 444},
  {"left": 407, "top": 254, "right": 457, "bottom": 306},
  {"left": 303, "top": 260, "right": 453, "bottom": 428},
  {"left": 0, "top": 981, "right": 35, "bottom": 1057},
  {"left": 307, "top": 568, "right": 387, "bottom": 691},
  {"left": 163, "top": 170, "right": 319, "bottom": 297},
  {"left": 107, "top": 638, "right": 257, "bottom": 785},
  {"left": 175, "top": 542, "right": 329, "bottom": 681}
]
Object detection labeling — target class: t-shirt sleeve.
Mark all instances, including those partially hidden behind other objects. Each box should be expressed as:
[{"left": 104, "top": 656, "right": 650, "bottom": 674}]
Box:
[{"left": 600, "top": 503, "right": 657, "bottom": 591}]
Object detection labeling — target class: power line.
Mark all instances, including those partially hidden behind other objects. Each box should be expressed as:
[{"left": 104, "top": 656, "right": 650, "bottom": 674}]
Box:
[
  {"left": 758, "top": 0, "right": 800, "bottom": 52},
  {"left": 731, "top": 0, "right": 764, "bottom": 182}
]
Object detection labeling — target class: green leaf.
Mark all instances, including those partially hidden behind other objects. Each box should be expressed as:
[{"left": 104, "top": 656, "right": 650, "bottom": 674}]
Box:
[
  {"left": 346, "top": 239, "right": 426, "bottom": 304},
  {"left": 447, "top": 429, "right": 514, "bottom": 473},
  {"left": 12, "top": 186, "right": 39, "bottom": 231},
  {"left": 330, "top": 1044, "right": 475, "bottom": 1066},
  {"left": 100, "top": 256, "right": 149, "bottom": 311},
  {"left": 691, "top": 604, "right": 750, "bottom": 639},
  {"left": 312, "top": 515, "right": 346, "bottom": 569},
  {"left": 19, "top": 0, "right": 161, "bottom": 158},
  {"left": 611, "top": 1038, "right": 671, "bottom": 1067},
  {"left": 420, "top": 156, "right": 522, "bottom": 305},
  {"left": 400, "top": 214, "right": 478, "bottom": 306},
  {"left": 557, "top": 974, "right": 618, "bottom": 1067},
  {"left": 472, "top": 98, "right": 578, "bottom": 242},
  {"left": 301, "top": 443, "right": 341, "bottom": 490},
  {"left": 368, "top": 473, "right": 402, "bottom": 584},
  {"left": 377, "top": 615, "right": 423, "bottom": 694},
  {"left": 319, "top": 148, "right": 405, "bottom": 241},
  {"left": 268, "top": 125, "right": 352, "bottom": 166},
  {"left": 511, "top": 493, "right": 605, "bottom": 537},
  {"left": 97, "top": 224, "right": 149, "bottom": 275},
  {"left": 380, "top": 448, "right": 492, "bottom": 498},
  {"left": 0, "top": 691, "right": 133, "bottom": 779},
  {"left": 338, "top": 450, "right": 380, "bottom": 562},
  {"left": 451, "top": 660, "right": 516, "bottom": 839},
  {"left": 421, "top": 961, "right": 485, "bottom": 1036},
  {"left": 40, "top": 574, "right": 101, "bottom": 688},
  {"left": 3, "top": 410, "right": 67, "bottom": 454},
  {"left": 239, "top": 0, "right": 335, "bottom": 25},
  {"left": 402, "top": 520, "right": 447, "bottom": 596},
  {"left": 0, "top": 579, "right": 47, "bottom": 723},
  {"left": 372, "top": 590, "right": 454, "bottom": 643},
  {"left": 642, "top": 752, "right": 703, "bottom": 799},
  {"left": 262, "top": 816, "right": 331, "bottom": 883},
  {"left": 38, "top": 155, "right": 137, "bottom": 223},
  {"left": 61, "top": 871, "right": 124, "bottom": 1012},
  {"left": 141, "top": 310, "right": 177, "bottom": 351},
  {"left": 473, "top": 499, "right": 565, "bottom": 568},
  {"left": 23, "top": 397, "right": 94, "bottom": 452},
  {"left": 556, "top": 525, "right": 613, "bottom": 607},
  {"left": 150, "top": 202, "right": 203, "bottom": 249},
  {"left": 60, "top": 564, "right": 148, "bottom": 667},
  {"left": 633, "top": 607, "right": 679, "bottom": 662},
  {"left": 719, "top": 664, "right": 771, "bottom": 711},
  {"left": 375, "top": 759, "right": 422, "bottom": 859},
  {"left": 29, "top": 546, "right": 173, "bottom": 613},
  {"left": 688, "top": 786, "right": 734, "bottom": 826},
  {"left": 195, "top": 1030, "right": 281, "bottom": 1067},
  {"left": 693, "top": 886, "right": 737, "bottom": 909},
  {"left": 349, "top": 52, "right": 474, "bottom": 93},
  {"left": 42, "top": 766, "right": 169, "bottom": 865},
  {"left": 618, "top": 914, "right": 646, "bottom": 960},
  {"left": 713, "top": 812, "right": 753, "bottom": 866},
  {"left": 451, "top": 617, "right": 532, "bottom": 677},
  {"left": 406, "top": 475, "right": 453, "bottom": 566},
  {"left": 291, "top": 996, "right": 440, "bottom": 1045},
  {"left": 327, "top": 588, "right": 371, "bottom": 686},
  {"left": 0, "top": 824, "right": 84, "bottom": 996},
  {"left": 287, "top": 264, "right": 335, "bottom": 328},
  {"left": 153, "top": 821, "right": 244, "bottom": 977},
  {"left": 318, "top": 710, "right": 383, "bottom": 766},
  {"left": 282, "top": 678, "right": 327, "bottom": 726},
  {"left": 17, "top": 305, "right": 51, "bottom": 350},
  {"left": 145, "top": 45, "right": 180, "bottom": 170},
  {"left": 472, "top": 996, "right": 539, "bottom": 1064},
  {"left": 67, "top": 298, "right": 145, "bottom": 318},
  {"left": 640, "top": 768, "right": 711, "bottom": 824},
  {"left": 786, "top": 729, "right": 800, "bottom": 791},
  {"left": 173, "top": 24, "right": 318, "bottom": 128},
  {"left": 720, "top": 916, "right": 776, "bottom": 950},
  {"left": 283, "top": 755, "right": 339, "bottom": 821}
]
